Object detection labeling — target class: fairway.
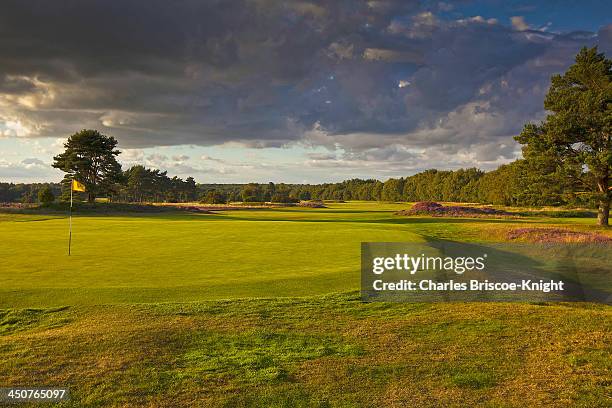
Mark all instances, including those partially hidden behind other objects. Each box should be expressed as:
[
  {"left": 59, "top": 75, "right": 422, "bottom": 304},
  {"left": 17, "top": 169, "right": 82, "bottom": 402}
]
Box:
[
  {"left": 1, "top": 203, "right": 423, "bottom": 307},
  {"left": 0, "top": 202, "right": 606, "bottom": 308}
]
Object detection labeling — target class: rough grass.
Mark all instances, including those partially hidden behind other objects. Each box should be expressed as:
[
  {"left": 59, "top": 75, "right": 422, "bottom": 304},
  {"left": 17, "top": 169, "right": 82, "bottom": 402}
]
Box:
[
  {"left": 0, "top": 306, "right": 72, "bottom": 335},
  {"left": 0, "top": 293, "right": 610, "bottom": 407},
  {"left": 2, "top": 201, "right": 182, "bottom": 214}
]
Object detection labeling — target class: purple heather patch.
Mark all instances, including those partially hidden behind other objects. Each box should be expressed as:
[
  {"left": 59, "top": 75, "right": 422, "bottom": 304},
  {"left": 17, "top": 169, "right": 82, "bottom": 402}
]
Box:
[
  {"left": 507, "top": 228, "right": 612, "bottom": 243},
  {"left": 397, "top": 202, "right": 513, "bottom": 217}
]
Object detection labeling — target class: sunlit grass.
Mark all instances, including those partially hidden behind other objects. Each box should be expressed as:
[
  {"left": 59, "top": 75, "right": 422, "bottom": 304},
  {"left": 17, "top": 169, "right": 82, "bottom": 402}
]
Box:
[
  {"left": 1, "top": 202, "right": 609, "bottom": 307},
  {"left": 0, "top": 202, "right": 610, "bottom": 406},
  {"left": 0, "top": 293, "right": 609, "bottom": 407}
]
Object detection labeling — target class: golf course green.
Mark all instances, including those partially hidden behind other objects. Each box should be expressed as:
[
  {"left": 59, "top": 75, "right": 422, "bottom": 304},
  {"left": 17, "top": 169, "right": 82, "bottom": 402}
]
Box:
[{"left": 1, "top": 202, "right": 610, "bottom": 407}]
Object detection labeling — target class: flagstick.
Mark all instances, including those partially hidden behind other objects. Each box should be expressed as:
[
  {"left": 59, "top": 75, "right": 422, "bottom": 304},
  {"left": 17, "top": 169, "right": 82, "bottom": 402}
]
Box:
[{"left": 69, "top": 181, "right": 72, "bottom": 256}]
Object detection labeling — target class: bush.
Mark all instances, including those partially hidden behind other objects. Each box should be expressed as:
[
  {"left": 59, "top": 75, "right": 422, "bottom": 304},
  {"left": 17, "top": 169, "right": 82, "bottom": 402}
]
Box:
[{"left": 37, "top": 186, "right": 55, "bottom": 205}]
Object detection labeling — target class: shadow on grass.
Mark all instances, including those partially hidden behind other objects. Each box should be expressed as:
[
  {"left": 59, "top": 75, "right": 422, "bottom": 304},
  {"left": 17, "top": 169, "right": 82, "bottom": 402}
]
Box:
[
  {"left": 372, "top": 237, "right": 610, "bottom": 303},
  {"left": 212, "top": 214, "right": 529, "bottom": 225},
  {"left": 2, "top": 205, "right": 532, "bottom": 226}
]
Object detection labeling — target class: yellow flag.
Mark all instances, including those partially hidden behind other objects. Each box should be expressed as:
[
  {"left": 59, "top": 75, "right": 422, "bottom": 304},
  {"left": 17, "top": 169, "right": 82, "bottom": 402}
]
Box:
[{"left": 72, "top": 180, "right": 86, "bottom": 192}]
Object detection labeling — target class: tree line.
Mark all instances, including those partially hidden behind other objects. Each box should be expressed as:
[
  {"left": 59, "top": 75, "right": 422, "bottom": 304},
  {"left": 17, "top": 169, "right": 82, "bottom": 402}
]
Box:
[
  {"left": 0, "top": 160, "right": 562, "bottom": 207},
  {"left": 0, "top": 182, "right": 61, "bottom": 203},
  {"left": 2, "top": 47, "right": 609, "bottom": 224},
  {"left": 199, "top": 160, "right": 564, "bottom": 206}
]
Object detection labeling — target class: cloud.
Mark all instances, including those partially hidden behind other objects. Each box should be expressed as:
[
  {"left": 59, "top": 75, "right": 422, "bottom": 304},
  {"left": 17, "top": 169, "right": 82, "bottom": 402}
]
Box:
[
  {"left": 121, "top": 148, "right": 145, "bottom": 162},
  {"left": 598, "top": 24, "right": 612, "bottom": 53},
  {"left": 306, "top": 152, "right": 337, "bottom": 160},
  {"left": 362, "top": 48, "right": 424, "bottom": 63},
  {"left": 201, "top": 155, "right": 227, "bottom": 164},
  {"left": 21, "top": 158, "right": 45, "bottom": 166},
  {"left": 511, "top": 16, "right": 529, "bottom": 31},
  {"left": 0, "top": 158, "right": 60, "bottom": 181},
  {"left": 0, "top": 0, "right": 610, "bottom": 176},
  {"left": 457, "top": 16, "right": 498, "bottom": 25},
  {"left": 169, "top": 163, "right": 236, "bottom": 176}
]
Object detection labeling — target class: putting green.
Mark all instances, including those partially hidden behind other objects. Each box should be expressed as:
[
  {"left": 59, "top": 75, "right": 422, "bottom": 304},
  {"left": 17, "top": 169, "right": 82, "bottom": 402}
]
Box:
[{"left": 0, "top": 202, "right": 601, "bottom": 307}]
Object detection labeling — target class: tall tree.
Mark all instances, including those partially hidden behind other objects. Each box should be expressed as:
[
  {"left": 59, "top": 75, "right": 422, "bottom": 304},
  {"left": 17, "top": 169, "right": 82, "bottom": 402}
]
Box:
[
  {"left": 241, "top": 183, "right": 262, "bottom": 202},
  {"left": 53, "top": 129, "right": 123, "bottom": 202},
  {"left": 516, "top": 47, "right": 611, "bottom": 226},
  {"left": 184, "top": 177, "right": 197, "bottom": 202}
]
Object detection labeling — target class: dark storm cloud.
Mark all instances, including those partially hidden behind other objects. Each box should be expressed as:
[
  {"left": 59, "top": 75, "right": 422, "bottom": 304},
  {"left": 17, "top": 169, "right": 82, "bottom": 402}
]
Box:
[{"left": 0, "top": 1, "right": 610, "bottom": 164}]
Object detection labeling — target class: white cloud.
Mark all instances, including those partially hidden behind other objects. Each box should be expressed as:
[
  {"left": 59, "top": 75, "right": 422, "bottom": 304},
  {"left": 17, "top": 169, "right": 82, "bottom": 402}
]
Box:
[
  {"left": 511, "top": 16, "right": 529, "bottom": 31},
  {"left": 398, "top": 80, "right": 411, "bottom": 88},
  {"left": 0, "top": 118, "right": 34, "bottom": 137},
  {"left": 0, "top": 158, "right": 61, "bottom": 182},
  {"left": 456, "top": 16, "right": 498, "bottom": 25}
]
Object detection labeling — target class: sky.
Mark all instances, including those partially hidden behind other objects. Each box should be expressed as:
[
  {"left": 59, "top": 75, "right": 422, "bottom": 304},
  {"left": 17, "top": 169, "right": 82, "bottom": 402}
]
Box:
[{"left": 1, "top": 0, "right": 611, "bottom": 184}]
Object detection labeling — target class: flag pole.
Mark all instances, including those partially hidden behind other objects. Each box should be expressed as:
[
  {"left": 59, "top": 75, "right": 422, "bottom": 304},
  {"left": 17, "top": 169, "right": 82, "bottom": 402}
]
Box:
[{"left": 69, "top": 179, "right": 72, "bottom": 256}]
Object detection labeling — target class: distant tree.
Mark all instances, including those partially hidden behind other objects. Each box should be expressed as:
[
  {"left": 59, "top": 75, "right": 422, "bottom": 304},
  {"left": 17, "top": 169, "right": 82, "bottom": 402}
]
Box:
[
  {"left": 381, "top": 178, "right": 404, "bottom": 201},
  {"left": 516, "top": 47, "right": 611, "bottom": 226},
  {"left": 37, "top": 186, "right": 55, "bottom": 205},
  {"left": 371, "top": 181, "right": 383, "bottom": 201},
  {"left": 455, "top": 168, "right": 485, "bottom": 202},
  {"left": 263, "top": 182, "right": 275, "bottom": 201},
  {"left": 298, "top": 190, "right": 311, "bottom": 200},
  {"left": 52, "top": 129, "right": 123, "bottom": 202},
  {"left": 440, "top": 168, "right": 483, "bottom": 202},
  {"left": 475, "top": 162, "right": 524, "bottom": 206},
  {"left": 122, "top": 165, "right": 198, "bottom": 203},
  {"left": 200, "top": 190, "right": 227, "bottom": 204},
  {"left": 124, "top": 165, "right": 148, "bottom": 202},
  {"left": 20, "top": 188, "right": 36, "bottom": 203},
  {"left": 184, "top": 177, "right": 197, "bottom": 201},
  {"left": 270, "top": 191, "right": 298, "bottom": 203},
  {"left": 241, "top": 183, "right": 262, "bottom": 202},
  {"left": 226, "top": 190, "right": 240, "bottom": 203}
]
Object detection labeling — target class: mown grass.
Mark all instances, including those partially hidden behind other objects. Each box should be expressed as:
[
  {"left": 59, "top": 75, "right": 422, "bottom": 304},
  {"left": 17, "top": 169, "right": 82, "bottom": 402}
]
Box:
[
  {"left": 2, "top": 201, "right": 608, "bottom": 308},
  {"left": 0, "top": 202, "right": 610, "bottom": 407}
]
